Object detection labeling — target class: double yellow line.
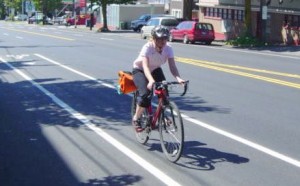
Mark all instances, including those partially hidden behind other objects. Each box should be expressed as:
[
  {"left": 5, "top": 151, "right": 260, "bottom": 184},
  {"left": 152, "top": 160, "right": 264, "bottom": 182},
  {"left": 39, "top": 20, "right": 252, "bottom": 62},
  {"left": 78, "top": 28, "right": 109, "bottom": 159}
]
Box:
[
  {"left": 4, "top": 27, "right": 75, "bottom": 41},
  {"left": 175, "top": 57, "right": 300, "bottom": 89}
]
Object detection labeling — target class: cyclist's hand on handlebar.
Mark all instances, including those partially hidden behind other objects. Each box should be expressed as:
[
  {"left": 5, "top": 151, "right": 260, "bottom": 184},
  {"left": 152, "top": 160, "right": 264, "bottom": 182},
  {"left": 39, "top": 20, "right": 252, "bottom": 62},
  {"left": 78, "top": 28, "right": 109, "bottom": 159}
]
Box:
[
  {"left": 176, "top": 77, "right": 186, "bottom": 85},
  {"left": 147, "top": 80, "right": 155, "bottom": 90},
  {"left": 178, "top": 79, "right": 189, "bottom": 96}
]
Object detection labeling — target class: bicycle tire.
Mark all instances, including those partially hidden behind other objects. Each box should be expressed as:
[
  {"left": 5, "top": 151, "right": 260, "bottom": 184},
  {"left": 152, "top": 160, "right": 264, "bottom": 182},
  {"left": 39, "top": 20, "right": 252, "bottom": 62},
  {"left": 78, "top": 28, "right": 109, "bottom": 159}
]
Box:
[
  {"left": 131, "top": 92, "right": 150, "bottom": 144},
  {"left": 159, "top": 101, "right": 184, "bottom": 162},
  {"left": 131, "top": 92, "right": 137, "bottom": 117}
]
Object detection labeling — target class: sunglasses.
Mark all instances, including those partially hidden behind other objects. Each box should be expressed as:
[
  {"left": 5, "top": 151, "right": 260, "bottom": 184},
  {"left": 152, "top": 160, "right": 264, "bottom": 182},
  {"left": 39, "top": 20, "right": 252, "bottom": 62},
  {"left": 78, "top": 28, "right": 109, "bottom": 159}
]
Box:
[{"left": 155, "top": 37, "right": 168, "bottom": 42}]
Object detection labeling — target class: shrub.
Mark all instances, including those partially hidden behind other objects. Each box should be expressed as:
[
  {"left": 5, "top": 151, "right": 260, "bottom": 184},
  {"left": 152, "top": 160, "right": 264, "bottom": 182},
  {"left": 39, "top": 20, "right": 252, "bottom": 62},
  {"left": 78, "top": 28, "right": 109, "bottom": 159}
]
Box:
[{"left": 226, "top": 36, "right": 266, "bottom": 47}]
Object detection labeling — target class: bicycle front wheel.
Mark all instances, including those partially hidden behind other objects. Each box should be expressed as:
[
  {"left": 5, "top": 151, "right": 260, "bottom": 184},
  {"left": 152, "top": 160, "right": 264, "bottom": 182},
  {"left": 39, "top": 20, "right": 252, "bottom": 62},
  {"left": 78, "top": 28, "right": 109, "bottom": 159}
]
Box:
[{"left": 159, "top": 101, "right": 184, "bottom": 162}]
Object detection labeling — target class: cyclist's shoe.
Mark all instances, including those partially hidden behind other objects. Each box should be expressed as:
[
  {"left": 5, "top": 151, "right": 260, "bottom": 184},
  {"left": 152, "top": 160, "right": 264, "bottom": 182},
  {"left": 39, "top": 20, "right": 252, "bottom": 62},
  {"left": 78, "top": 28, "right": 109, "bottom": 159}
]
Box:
[
  {"left": 164, "top": 117, "right": 173, "bottom": 126},
  {"left": 132, "top": 120, "right": 143, "bottom": 132}
]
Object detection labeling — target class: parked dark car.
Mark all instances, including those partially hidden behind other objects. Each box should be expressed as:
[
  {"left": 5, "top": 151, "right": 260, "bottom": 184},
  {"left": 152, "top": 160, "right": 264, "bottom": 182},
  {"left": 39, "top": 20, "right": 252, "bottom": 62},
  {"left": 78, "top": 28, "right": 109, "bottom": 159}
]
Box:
[
  {"left": 28, "top": 16, "right": 41, "bottom": 24},
  {"left": 131, "top": 14, "right": 175, "bottom": 32},
  {"left": 169, "top": 21, "right": 215, "bottom": 45}
]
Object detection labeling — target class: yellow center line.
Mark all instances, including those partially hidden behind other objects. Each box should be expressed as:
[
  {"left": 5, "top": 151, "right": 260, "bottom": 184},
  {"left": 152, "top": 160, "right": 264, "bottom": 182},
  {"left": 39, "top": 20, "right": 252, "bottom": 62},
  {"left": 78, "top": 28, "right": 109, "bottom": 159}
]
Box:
[
  {"left": 4, "top": 27, "right": 75, "bottom": 41},
  {"left": 175, "top": 57, "right": 300, "bottom": 78},
  {"left": 175, "top": 57, "right": 300, "bottom": 89}
]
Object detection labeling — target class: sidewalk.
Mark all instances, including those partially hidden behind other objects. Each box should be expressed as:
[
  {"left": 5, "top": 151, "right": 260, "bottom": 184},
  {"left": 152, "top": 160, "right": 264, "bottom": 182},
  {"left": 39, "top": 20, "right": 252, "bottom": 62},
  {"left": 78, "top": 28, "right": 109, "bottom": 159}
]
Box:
[{"left": 52, "top": 24, "right": 300, "bottom": 58}]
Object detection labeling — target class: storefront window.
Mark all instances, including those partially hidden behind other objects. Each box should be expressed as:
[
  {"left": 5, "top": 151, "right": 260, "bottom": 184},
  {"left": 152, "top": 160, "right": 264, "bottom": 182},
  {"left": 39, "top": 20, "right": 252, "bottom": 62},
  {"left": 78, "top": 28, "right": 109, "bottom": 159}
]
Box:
[{"left": 204, "top": 8, "right": 244, "bottom": 21}]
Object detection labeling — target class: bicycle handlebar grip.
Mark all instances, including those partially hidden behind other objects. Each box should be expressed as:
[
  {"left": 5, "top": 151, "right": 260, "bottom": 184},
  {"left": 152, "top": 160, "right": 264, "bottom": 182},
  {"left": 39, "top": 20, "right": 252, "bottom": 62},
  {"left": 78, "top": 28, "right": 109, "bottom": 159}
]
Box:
[{"left": 180, "top": 80, "right": 189, "bottom": 96}]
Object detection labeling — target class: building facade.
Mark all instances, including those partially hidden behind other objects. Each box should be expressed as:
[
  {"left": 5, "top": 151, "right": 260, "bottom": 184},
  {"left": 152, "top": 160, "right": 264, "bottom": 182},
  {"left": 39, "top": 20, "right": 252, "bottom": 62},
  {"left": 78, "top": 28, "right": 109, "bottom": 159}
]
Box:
[
  {"left": 169, "top": 0, "right": 199, "bottom": 20},
  {"left": 195, "top": 0, "right": 300, "bottom": 44}
]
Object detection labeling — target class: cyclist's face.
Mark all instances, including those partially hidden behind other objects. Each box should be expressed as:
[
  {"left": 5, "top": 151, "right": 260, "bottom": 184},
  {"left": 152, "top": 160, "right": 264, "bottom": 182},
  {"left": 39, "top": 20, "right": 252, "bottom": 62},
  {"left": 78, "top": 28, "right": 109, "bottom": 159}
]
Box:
[{"left": 154, "top": 37, "right": 167, "bottom": 48}]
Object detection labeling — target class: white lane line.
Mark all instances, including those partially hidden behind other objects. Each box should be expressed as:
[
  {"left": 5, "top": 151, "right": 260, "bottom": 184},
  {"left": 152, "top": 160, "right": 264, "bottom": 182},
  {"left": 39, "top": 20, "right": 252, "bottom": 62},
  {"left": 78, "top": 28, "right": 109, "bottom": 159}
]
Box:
[
  {"left": 182, "top": 115, "right": 300, "bottom": 168},
  {"left": 34, "top": 53, "right": 300, "bottom": 168},
  {"left": 34, "top": 54, "right": 114, "bottom": 89},
  {"left": 73, "top": 34, "right": 83, "bottom": 37},
  {"left": 0, "top": 57, "right": 182, "bottom": 186},
  {"left": 100, "top": 38, "right": 114, "bottom": 41}
]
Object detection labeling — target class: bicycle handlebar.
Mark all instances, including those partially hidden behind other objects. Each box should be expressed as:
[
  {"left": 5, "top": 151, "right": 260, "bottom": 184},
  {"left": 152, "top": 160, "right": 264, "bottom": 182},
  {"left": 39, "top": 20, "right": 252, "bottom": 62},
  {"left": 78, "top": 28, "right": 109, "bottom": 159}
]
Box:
[{"left": 154, "top": 80, "right": 189, "bottom": 96}]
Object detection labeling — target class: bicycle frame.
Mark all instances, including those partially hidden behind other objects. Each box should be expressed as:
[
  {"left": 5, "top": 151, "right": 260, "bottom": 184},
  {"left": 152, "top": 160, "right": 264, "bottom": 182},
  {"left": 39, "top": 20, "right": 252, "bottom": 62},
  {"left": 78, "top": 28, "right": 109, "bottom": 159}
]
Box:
[{"left": 147, "top": 88, "right": 168, "bottom": 130}]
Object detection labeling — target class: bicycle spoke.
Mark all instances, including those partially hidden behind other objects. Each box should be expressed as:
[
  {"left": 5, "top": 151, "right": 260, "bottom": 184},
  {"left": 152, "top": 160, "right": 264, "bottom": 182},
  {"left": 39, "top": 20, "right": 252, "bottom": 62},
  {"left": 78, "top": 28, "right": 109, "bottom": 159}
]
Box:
[
  {"left": 159, "top": 101, "right": 184, "bottom": 162},
  {"left": 132, "top": 92, "right": 150, "bottom": 144}
]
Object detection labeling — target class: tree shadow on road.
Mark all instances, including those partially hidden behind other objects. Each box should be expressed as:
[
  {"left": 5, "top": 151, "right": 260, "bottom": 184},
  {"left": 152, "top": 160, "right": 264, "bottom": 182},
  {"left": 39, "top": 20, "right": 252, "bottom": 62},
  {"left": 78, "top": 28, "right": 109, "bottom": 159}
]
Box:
[
  {"left": 0, "top": 78, "right": 145, "bottom": 186},
  {"left": 83, "top": 174, "right": 142, "bottom": 186},
  {"left": 171, "top": 94, "right": 231, "bottom": 114}
]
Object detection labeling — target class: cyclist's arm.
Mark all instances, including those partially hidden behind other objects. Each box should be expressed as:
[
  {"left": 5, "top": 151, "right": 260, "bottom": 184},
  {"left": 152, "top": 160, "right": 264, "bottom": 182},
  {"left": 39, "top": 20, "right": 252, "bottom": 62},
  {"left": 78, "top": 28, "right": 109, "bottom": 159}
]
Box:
[
  {"left": 142, "top": 56, "right": 155, "bottom": 89},
  {"left": 168, "top": 57, "right": 185, "bottom": 83}
]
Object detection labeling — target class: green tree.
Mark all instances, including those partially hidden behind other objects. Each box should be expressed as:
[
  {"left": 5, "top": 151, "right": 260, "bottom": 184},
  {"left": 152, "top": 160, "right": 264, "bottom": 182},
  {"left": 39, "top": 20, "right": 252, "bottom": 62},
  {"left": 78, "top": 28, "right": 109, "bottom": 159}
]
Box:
[
  {"left": 93, "top": 0, "right": 136, "bottom": 32},
  {"left": 32, "top": 0, "right": 63, "bottom": 16},
  {"left": 1, "top": 0, "right": 20, "bottom": 20},
  {"left": 0, "top": 0, "right": 6, "bottom": 19}
]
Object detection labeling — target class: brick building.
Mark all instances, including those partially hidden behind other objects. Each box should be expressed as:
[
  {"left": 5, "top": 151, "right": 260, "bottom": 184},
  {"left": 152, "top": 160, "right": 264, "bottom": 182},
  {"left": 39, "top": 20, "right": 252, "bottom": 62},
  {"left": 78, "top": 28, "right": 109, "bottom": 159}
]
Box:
[{"left": 169, "top": 0, "right": 300, "bottom": 44}]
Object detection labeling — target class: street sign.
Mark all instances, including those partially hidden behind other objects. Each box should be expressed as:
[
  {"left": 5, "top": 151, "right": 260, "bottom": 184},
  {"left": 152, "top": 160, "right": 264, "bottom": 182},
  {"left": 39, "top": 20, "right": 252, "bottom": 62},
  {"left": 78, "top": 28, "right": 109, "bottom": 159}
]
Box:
[
  {"left": 262, "top": 6, "right": 268, "bottom": 20},
  {"left": 25, "top": 0, "right": 35, "bottom": 12},
  {"left": 62, "top": 0, "right": 73, "bottom": 4}
]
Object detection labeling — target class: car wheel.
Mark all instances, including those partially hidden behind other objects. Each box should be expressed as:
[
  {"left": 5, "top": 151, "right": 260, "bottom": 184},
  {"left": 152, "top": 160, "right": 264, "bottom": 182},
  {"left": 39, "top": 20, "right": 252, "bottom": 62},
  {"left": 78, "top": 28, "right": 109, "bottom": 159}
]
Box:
[
  {"left": 141, "top": 31, "right": 146, "bottom": 39},
  {"left": 205, "top": 41, "right": 212, "bottom": 45},
  {"left": 183, "top": 35, "right": 189, "bottom": 44},
  {"left": 137, "top": 25, "right": 143, "bottom": 33}
]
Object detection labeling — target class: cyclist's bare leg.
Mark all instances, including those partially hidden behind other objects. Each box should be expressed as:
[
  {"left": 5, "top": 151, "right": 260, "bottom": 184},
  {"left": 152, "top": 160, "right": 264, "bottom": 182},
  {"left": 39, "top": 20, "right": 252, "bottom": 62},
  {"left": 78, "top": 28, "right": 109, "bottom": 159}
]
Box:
[{"left": 133, "top": 104, "right": 145, "bottom": 121}]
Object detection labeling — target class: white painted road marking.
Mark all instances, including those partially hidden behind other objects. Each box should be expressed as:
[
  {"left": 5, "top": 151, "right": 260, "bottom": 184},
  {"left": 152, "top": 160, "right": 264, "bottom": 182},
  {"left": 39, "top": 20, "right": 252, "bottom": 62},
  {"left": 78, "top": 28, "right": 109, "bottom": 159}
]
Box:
[
  {"left": 34, "top": 53, "right": 300, "bottom": 168},
  {"left": 100, "top": 38, "right": 114, "bottom": 41}
]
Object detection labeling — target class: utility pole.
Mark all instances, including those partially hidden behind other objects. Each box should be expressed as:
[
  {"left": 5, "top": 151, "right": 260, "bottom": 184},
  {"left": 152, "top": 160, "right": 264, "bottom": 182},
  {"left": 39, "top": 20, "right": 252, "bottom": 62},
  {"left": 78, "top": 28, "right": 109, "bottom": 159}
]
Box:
[
  {"left": 73, "top": 0, "right": 75, "bottom": 17},
  {"left": 41, "top": 0, "right": 45, "bottom": 25},
  {"left": 73, "top": 0, "right": 77, "bottom": 28},
  {"left": 260, "top": 0, "right": 267, "bottom": 43},
  {"left": 22, "top": 0, "right": 24, "bottom": 15}
]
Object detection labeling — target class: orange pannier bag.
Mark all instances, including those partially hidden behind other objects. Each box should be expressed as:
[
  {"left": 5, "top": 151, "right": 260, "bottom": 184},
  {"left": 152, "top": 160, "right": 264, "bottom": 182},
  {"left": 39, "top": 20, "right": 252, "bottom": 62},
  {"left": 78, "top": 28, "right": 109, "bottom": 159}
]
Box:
[{"left": 118, "top": 71, "right": 137, "bottom": 94}]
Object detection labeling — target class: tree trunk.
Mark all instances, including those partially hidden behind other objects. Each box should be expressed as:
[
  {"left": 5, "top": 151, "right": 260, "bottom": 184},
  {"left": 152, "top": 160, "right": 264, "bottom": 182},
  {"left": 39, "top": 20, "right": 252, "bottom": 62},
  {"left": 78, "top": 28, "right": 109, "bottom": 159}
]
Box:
[
  {"left": 244, "top": 0, "right": 252, "bottom": 37},
  {"left": 183, "top": 0, "right": 193, "bottom": 20},
  {"left": 100, "top": 2, "right": 109, "bottom": 32}
]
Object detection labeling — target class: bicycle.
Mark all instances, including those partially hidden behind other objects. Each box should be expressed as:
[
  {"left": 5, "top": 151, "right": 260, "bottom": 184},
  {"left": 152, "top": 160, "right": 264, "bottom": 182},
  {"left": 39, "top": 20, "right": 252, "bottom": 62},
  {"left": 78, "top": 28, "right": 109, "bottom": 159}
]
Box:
[{"left": 131, "top": 80, "right": 189, "bottom": 162}]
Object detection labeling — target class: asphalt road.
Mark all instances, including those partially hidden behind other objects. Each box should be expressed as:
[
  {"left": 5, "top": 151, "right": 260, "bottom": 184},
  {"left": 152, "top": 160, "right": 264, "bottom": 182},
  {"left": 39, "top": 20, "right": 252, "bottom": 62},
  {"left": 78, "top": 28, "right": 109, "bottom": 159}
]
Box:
[{"left": 1, "top": 21, "right": 300, "bottom": 186}]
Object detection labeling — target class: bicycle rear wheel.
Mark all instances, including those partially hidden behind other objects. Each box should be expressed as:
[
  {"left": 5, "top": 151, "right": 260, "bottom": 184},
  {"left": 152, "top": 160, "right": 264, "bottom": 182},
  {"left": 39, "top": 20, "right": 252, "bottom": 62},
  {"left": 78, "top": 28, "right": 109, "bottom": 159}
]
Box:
[
  {"left": 131, "top": 92, "right": 150, "bottom": 144},
  {"left": 159, "top": 101, "right": 184, "bottom": 162},
  {"left": 131, "top": 91, "right": 137, "bottom": 117}
]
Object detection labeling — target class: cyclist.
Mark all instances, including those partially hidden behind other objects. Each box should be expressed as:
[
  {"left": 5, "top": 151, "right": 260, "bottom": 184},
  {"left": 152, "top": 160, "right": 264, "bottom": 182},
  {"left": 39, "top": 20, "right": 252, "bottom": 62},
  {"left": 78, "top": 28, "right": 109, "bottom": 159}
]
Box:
[{"left": 132, "top": 26, "right": 185, "bottom": 132}]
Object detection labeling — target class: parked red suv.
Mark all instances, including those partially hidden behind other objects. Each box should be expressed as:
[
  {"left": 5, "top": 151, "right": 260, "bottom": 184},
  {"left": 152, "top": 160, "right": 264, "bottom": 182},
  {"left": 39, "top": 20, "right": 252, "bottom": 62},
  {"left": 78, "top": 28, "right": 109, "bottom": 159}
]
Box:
[{"left": 169, "top": 21, "right": 215, "bottom": 45}]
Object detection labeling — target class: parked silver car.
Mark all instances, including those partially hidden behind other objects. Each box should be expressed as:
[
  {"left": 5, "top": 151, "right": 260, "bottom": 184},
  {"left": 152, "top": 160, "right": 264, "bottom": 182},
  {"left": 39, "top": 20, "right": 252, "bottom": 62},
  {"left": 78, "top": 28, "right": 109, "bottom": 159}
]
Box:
[
  {"left": 141, "top": 17, "right": 179, "bottom": 39},
  {"left": 14, "top": 14, "right": 28, "bottom": 21}
]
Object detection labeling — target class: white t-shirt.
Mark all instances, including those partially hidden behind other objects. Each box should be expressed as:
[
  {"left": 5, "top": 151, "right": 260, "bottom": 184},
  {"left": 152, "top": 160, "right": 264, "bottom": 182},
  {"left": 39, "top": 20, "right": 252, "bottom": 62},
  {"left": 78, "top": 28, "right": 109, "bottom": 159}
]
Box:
[{"left": 133, "top": 41, "right": 174, "bottom": 72}]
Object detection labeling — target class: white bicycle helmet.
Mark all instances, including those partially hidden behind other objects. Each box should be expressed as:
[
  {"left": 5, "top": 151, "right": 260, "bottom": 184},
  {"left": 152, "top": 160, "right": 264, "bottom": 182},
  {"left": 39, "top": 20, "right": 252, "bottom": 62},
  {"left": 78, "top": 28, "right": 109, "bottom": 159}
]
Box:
[{"left": 151, "top": 26, "right": 170, "bottom": 39}]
